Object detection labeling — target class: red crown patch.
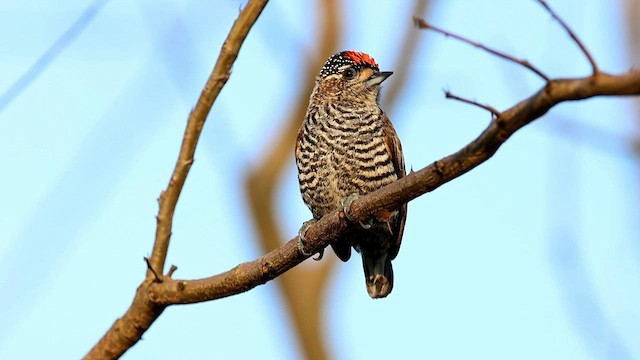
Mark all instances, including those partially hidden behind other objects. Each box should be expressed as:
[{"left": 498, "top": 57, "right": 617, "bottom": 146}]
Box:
[{"left": 343, "top": 51, "right": 378, "bottom": 69}]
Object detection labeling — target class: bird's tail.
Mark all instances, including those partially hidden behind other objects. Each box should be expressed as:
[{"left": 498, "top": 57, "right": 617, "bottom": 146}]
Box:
[{"left": 361, "top": 253, "right": 393, "bottom": 298}]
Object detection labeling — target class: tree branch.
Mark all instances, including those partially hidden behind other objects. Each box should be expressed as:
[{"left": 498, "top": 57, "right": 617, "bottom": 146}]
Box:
[
  {"left": 445, "top": 90, "right": 502, "bottom": 118},
  {"left": 84, "top": 1, "right": 268, "bottom": 358},
  {"left": 413, "top": 17, "right": 550, "bottom": 82},
  {"left": 148, "top": 0, "right": 267, "bottom": 279},
  {"left": 536, "top": 0, "right": 599, "bottom": 75},
  {"left": 147, "top": 70, "right": 640, "bottom": 305}
]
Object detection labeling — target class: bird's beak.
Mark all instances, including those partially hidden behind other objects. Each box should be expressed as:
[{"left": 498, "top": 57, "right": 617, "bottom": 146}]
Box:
[{"left": 365, "top": 71, "right": 393, "bottom": 88}]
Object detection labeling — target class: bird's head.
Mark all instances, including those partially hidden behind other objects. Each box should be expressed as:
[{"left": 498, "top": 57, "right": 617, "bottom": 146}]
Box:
[{"left": 312, "top": 51, "right": 392, "bottom": 104}]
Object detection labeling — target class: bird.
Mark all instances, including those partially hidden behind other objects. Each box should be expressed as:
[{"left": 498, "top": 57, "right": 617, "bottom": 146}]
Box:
[{"left": 295, "top": 50, "right": 407, "bottom": 299}]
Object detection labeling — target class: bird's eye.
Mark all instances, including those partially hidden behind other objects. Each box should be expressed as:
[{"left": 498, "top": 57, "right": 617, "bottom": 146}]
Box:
[{"left": 343, "top": 68, "right": 357, "bottom": 80}]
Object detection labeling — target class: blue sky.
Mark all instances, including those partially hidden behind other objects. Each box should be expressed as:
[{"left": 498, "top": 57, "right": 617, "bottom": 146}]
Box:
[{"left": 1, "top": 1, "right": 638, "bottom": 359}]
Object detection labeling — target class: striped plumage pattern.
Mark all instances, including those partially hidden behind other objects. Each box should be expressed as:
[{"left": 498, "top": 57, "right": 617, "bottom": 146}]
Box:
[
  {"left": 295, "top": 51, "right": 406, "bottom": 298},
  {"left": 297, "top": 104, "right": 399, "bottom": 218}
]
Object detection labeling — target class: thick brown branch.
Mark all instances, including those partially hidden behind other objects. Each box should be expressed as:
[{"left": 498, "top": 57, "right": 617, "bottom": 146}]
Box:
[
  {"left": 149, "top": 70, "right": 640, "bottom": 305},
  {"left": 84, "top": 1, "right": 268, "bottom": 359},
  {"left": 414, "top": 17, "right": 550, "bottom": 82}
]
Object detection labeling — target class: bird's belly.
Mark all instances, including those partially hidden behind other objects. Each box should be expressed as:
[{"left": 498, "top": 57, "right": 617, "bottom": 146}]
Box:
[
  {"left": 304, "top": 151, "right": 348, "bottom": 217},
  {"left": 301, "top": 142, "right": 397, "bottom": 219}
]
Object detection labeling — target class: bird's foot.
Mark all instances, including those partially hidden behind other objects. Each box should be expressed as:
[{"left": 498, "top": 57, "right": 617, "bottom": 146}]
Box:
[
  {"left": 297, "top": 219, "right": 324, "bottom": 261},
  {"left": 342, "top": 193, "right": 373, "bottom": 229}
]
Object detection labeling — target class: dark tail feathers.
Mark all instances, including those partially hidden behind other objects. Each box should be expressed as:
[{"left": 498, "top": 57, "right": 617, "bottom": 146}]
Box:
[{"left": 362, "top": 253, "right": 393, "bottom": 298}]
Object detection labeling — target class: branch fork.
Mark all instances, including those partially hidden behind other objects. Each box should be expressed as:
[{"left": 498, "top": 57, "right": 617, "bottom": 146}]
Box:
[{"left": 86, "top": 1, "right": 640, "bottom": 359}]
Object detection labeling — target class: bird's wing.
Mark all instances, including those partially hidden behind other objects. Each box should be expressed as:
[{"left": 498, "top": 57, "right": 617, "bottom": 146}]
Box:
[
  {"left": 381, "top": 112, "right": 407, "bottom": 260},
  {"left": 294, "top": 123, "right": 303, "bottom": 166}
]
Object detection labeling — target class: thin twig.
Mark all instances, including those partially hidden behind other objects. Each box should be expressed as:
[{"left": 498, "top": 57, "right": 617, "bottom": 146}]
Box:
[
  {"left": 144, "top": 257, "right": 162, "bottom": 282},
  {"left": 537, "top": 0, "right": 599, "bottom": 75},
  {"left": 444, "top": 90, "right": 502, "bottom": 118},
  {"left": 413, "top": 17, "right": 550, "bottom": 82}
]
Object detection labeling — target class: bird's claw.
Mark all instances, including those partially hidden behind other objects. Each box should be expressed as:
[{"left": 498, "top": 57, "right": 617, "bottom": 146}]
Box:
[
  {"left": 297, "top": 219, "right": 324, "bottom": 261},
  {"left": 341, "top": 194, "right": 359, "bottom": 222},
  {"left": 342, "top": 193, "right": 373, "bottom": 229}
]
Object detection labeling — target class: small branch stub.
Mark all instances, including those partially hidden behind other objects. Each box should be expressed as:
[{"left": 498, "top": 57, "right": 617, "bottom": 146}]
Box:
[{"left": 167, "top": 265, "right": 178, "bottom": 278}]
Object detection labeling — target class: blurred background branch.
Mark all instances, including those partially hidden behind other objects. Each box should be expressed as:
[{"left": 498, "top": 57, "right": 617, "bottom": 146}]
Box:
[
  {"left": 382, "top": 0, "right": 431, "bottom": 114},
  {"left": 244, "top": 1, "right": 429, "bottom": 358},
  {"left": 624, "top": 0, "right": 640, "bottom": 155},
  {"left": 244, "top": 1, "right": 340, "bottom": 358},
  {"left": 0, "top": 0, "right": 109, "bottom": 112}
]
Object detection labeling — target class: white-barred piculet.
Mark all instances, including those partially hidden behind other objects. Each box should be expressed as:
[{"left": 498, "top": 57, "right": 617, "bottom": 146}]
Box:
[{"left": 295, "top": 51, "right": 407, "bottom": 298}]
